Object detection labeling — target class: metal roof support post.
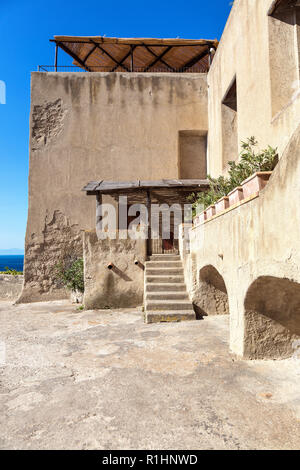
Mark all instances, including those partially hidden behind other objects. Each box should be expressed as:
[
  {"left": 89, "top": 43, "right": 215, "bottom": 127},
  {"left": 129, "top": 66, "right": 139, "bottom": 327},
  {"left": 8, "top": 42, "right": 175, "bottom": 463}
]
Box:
[
  {"left": 55, "top": 43, "right": 58, "bottom": 72},
  {"left": 130, "top": 45, "right": 134, "bottom": 72},
  {"left": 96, "top": 193, "right": 102, "bottom": 235},
  {"left": 146, "top": 190, "right": 152, "bottom": 257}
]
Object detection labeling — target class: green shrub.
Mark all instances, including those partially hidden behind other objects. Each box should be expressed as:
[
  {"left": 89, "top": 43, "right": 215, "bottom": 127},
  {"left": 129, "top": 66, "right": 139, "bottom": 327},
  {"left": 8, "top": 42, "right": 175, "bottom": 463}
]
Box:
[
  {"left": 0, "top": 267, "right": 23, "bottom": 276},
  {"left": 190, "top": 137, "right": 278, "bottom": 212},
  {"left": 54, "top": 257, "right": 84, "bottom": 293}
]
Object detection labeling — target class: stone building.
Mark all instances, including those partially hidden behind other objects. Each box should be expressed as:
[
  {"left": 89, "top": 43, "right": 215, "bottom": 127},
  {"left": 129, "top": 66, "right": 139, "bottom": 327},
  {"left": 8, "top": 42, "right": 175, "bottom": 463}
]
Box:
[{"left": 20, "top": 0, "right": 300, "bottom": 360}]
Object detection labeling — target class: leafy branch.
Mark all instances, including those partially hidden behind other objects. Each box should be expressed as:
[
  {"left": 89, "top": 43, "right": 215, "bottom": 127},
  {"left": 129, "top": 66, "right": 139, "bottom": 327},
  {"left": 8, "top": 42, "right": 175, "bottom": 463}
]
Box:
[{"left": 189, "top": 137, "right": 278, "bottom": 213}]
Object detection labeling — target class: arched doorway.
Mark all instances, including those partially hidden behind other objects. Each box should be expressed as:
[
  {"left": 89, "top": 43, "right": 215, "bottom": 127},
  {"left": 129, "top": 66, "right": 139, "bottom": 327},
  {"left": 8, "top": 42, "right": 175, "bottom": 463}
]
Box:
[
  {"left": 244, "top": 276, "right": 300, "bottom": 359},
  {"left": 193, "top": 265, "right": 229, "bottom": 317}
]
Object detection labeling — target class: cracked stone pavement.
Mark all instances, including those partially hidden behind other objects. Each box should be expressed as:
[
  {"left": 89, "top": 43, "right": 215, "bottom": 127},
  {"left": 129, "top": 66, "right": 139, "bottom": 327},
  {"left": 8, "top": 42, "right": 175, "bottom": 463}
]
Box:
[{"left": 0, "top": 300, "right": 300, "bottom": 449}]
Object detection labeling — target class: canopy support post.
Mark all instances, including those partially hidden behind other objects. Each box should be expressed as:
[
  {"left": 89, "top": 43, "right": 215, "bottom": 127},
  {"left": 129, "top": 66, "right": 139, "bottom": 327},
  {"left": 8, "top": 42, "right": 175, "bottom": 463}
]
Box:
[
  {"left": 130, "top": 45, "right": 134, "bottom": 72},
  {"left": 54, "top": 44, "right": 58, "bottom": 71},
  {"left": 146, "top": 190, "right": 152, "bottom": 257},
  {"left": 96, "top": 193, "right": 102, "bottom": 236}
]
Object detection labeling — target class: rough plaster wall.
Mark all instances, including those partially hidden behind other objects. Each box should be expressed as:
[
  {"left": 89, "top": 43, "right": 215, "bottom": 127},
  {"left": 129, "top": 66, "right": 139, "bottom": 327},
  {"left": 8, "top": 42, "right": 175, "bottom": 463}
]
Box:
[
  {"left": 207, "top": 0, "right": 300, "bottom": 176},
  {"left": 83, "top": 231, "right": 147, "bottom": 309},
  {"left": 32, "top": 98, "right": 67, "bottom": 148},
  {"left": 178, "top": 228, "right": 229, "bottom": 317},
  {"left": 221, "top": 104, "right": 238, "bottom": 169},
  {"left": 19, "top": 211, "right": 82, "bottom": 303},
  {"left": 22, "top": 72, "right": 208, "bottom": 302},
  {"left": 193, "top": 265, "right": 229, "bottom": 317},
  {"left": 269, "top": 8, "right": 299, "bottom": 117},
  {"left": 244, "top": 276, "right": 300, "bottom": 359}
]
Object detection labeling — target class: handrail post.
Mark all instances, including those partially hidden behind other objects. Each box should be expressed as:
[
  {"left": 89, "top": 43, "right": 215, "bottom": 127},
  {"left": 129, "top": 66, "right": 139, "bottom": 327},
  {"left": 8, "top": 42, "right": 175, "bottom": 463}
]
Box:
[
  {"left": 55, "top": 43, "right": 58, "bottom": 72},
  {"left": 130, "top": 45, "right": 134, "bottom": 72}
]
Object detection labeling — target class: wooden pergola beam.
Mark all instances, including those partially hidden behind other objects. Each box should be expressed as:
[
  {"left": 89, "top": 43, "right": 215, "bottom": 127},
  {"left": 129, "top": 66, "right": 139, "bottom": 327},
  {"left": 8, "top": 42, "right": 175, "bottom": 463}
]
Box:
[
  {"left": 181, "top": 48, "right": 209, "bottom": 70},
  {"left": 83, "top": 44, "right": 98, "bottom": 65},
  {"left": 111, "top": 45, "right": 137, "bottom": 72},
  {"left": 89, "top": 39, "right": 130, "bottom": 72},
  {"left": 55, "top": 41, "right": 91, "bottom": 71},
  {"left": 143, "top": 45, "right": 176, "bottom": 72}
]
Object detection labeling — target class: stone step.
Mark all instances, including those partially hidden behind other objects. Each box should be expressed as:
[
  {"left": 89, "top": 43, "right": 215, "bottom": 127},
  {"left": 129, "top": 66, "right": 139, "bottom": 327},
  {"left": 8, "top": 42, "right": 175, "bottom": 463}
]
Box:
[
  {"left": 145, "top": 310, "right": 196, "bottom": 324},
  {"left": 146, "top": 275, "right": 185, "bottom": 284},
  {"left": 150, "top": 255, "right": 181, "bottom": 261},
  {"left": 145, "top": 299, "right": 193, "bottom": 311},
  {"left": 145, "top": 283, "right": 186, "bottom": 292},
  {"left": 145, "top": 267, "right": 184, "bottom": 276},
  {"left": 146, "top": 261, "right": 182, "bottom": 268},
  {"left": 146, "top": 292, "right": 189, "bottom": 301}
]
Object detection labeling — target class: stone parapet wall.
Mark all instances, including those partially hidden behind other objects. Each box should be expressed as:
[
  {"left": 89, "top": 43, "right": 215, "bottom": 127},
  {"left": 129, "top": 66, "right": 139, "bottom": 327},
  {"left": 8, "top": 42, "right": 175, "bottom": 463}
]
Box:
[{"left": 180, "top": 124, "right": 300, "bottom": 359}]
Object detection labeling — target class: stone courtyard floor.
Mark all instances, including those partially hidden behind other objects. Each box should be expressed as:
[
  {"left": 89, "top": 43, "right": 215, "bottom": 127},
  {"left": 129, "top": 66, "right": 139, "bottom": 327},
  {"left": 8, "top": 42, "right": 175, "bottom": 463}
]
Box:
[{"left": 0, "top": 300, "right": 300, "bottom": 450}]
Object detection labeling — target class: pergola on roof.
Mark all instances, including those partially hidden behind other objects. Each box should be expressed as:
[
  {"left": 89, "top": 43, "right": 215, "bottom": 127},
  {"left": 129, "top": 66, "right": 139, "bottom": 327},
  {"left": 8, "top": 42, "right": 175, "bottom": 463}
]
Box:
[{"left": 52, "top": 36, "right": 218, "bottom": 73}]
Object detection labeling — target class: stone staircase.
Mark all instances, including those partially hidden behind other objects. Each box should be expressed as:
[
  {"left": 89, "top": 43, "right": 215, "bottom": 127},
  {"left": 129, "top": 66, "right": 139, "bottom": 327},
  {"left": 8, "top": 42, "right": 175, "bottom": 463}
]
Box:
[{"left": 144, "top": 254, "right": 196, "bottom": 323}]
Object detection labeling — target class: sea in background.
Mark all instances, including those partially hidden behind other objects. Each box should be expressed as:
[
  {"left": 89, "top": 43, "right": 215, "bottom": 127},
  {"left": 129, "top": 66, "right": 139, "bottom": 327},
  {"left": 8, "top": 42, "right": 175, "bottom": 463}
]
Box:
[{"left": 0, "top": 255, "right": 24, "bottom": 272}]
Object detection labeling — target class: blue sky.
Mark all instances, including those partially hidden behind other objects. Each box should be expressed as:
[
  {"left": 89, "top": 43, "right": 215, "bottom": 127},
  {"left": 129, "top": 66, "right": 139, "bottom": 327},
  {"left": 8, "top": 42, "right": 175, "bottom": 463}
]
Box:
[{"left": 0, "top": 0, "right": 232, "bottom": 250}]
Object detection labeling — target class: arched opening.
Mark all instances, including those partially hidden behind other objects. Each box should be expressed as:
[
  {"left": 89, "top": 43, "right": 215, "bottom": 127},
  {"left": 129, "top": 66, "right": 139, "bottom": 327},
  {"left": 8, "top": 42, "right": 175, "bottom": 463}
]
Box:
[
  {"left": 244, "top": 276, "right": 300, "bottom": 359},
  {"left": 193, "top": 265, "right": 229, "bottom": 317}
]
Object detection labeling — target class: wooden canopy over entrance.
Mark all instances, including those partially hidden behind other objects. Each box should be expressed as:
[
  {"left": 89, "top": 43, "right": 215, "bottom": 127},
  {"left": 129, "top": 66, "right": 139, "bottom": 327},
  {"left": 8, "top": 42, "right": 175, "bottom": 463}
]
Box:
[
  {"left": 51, "top": 36, "right": 218, "bottom": 73},
  {"left": 83, "top": 179, "right": 209, "bottom": 255},
  {"left": 83, "top": 179, "right": 209, "bottom": 204}
]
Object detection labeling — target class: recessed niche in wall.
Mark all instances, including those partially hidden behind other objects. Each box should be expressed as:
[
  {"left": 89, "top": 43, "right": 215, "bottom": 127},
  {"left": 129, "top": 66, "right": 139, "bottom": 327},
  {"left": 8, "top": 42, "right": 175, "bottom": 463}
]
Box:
[
  {"left": 268, "top": 0, "right": 300, "bottom": 117},
  {"left": 178, "top": 130, "right": 207, "bottom": 179},
  {"left": 221, "top": 76, "right": 238, "bottom": 170}
]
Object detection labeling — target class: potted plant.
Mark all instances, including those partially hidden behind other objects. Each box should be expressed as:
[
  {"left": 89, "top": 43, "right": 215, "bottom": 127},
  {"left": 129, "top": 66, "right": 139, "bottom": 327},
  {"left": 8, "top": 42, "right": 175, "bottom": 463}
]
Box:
[
  {"left": 189, "top": 137, "right": 278, "bottom": 217},
  {"left": 206, "top": 204, "right": 216, "bottom": 219},
  {"left": 228, "top": 186, "right": 244, "bottom": 206},
  {"left": 215, "top": 196, "right": 229, "bottom": 214},
  {"left": 54, "top": 257, "right": 84, "bottom": 304},
  {"left": 198, "top": 210, "right": 207, "bottom": 224},
  {"left": 242, "top": 171, "right": 273, "bottom": 199}
]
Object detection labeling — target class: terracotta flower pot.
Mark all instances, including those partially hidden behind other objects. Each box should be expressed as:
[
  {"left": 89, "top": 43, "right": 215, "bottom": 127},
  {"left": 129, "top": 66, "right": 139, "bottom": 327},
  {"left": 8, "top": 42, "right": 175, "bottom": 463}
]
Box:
[
  {"left": 206, "top": 205, "right": 216, "bottom": 219},
  {"left": 198, "top": 210, "right": 207, "bottom": 224},
  {"left": 215, "top": 196, "right": 229, "bottom": 214},
  {"left": 228, "top": 186, "right": 244, "bottom": 206},
  {"left": 242, "top": 172, "right": 272, "bottom": 199}
]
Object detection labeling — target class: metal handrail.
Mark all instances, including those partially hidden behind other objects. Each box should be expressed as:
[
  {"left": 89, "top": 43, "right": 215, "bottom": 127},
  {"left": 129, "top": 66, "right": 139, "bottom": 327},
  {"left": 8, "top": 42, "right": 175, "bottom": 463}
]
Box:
[{"left": 37, "top": 65, "right": 209, "bottom": 73}]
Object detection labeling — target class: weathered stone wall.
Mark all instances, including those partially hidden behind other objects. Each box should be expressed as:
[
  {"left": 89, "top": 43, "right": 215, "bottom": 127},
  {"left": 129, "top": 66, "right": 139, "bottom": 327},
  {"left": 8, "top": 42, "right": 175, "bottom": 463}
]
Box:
[
  {"left": 19, "top": 211, "right": 83, "bottom": 303},
  {"left": 180, "top": 123, "right": 300, "bottom": 359},
  {"left": 0, "top": 275, "right": 23, "bottom": 301},
  {"left": 83, "top": 231, "right": 147, "bottom": 309},
  {"left": 21, "top": 72, "right": 208, "bottom": 302},
  {"left": 207, "top": 0, "right": 300, "bottom": 176}
]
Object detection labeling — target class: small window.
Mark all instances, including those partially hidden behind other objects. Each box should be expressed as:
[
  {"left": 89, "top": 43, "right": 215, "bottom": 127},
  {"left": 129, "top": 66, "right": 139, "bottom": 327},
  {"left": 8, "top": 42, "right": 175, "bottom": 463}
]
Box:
[
  {"left": 178, "top": 130, "right": 207, "bottom": 179},
  {"left": 221, "top": 77, "right": 238, "bottom": 170}
]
